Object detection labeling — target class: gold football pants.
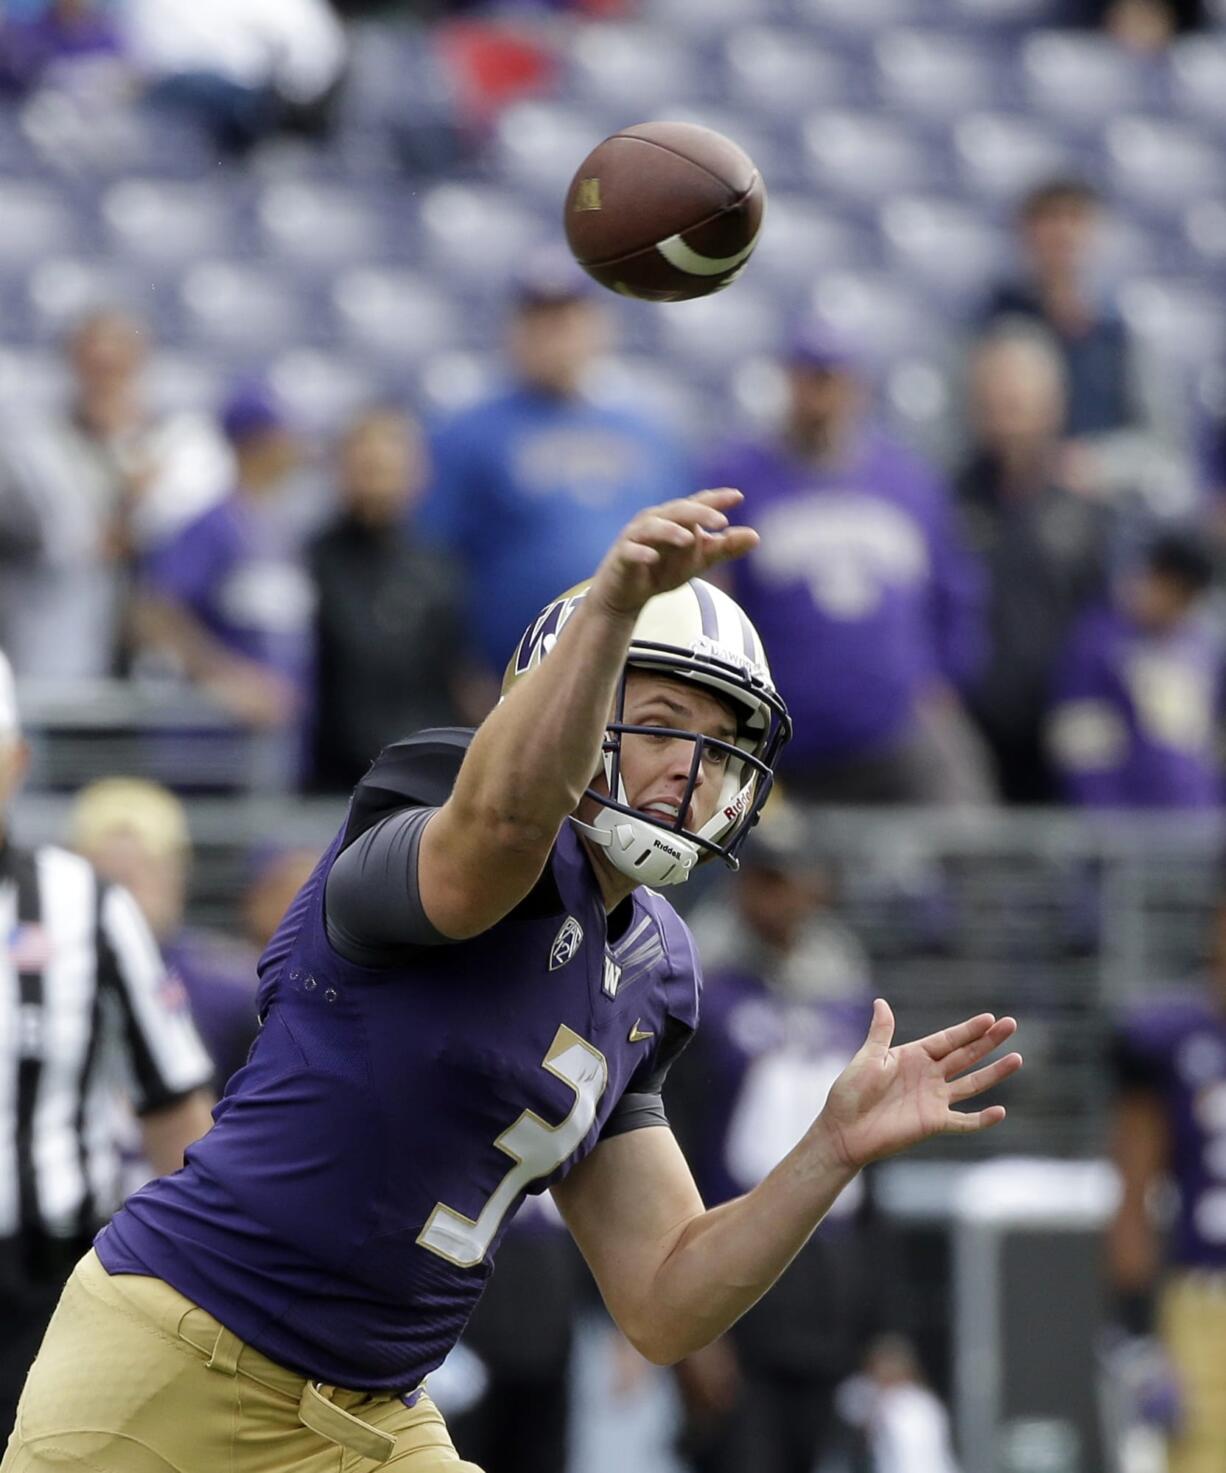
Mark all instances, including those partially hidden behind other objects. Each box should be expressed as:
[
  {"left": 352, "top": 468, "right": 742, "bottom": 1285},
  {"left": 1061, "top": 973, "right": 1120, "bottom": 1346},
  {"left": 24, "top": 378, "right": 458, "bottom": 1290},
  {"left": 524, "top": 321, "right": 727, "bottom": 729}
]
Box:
[
  {"left": 1162, "top": 1270, "right": 1226, "bottom": 1473},
  {"left": 1, "top": 1250, "right": 486, "bottom": 1473}
]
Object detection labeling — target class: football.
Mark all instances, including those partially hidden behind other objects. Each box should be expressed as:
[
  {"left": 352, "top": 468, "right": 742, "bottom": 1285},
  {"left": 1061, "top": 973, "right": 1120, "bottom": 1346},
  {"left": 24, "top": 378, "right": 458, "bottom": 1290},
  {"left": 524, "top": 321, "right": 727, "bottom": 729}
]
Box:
[{"left": 563, "top": 121, "right": 765, "bottom": 303}]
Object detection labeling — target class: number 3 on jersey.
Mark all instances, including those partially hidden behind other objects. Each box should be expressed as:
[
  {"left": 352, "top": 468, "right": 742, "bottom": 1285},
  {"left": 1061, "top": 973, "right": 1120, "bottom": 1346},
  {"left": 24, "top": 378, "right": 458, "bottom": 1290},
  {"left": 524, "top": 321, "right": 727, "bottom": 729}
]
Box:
[{"left": 417, "top": 1025, "right": 608, "bottom": 1267}]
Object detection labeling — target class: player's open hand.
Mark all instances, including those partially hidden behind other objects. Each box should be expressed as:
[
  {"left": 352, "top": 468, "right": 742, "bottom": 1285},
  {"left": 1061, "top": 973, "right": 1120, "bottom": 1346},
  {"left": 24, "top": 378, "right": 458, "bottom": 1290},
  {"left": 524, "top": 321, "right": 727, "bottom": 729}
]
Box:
[
  {"left": 590, "top": 489, "right": 758, "bottom": 618},
  {"left": 812, "top": 1001, "right": 1022, "bottom": 1172}
]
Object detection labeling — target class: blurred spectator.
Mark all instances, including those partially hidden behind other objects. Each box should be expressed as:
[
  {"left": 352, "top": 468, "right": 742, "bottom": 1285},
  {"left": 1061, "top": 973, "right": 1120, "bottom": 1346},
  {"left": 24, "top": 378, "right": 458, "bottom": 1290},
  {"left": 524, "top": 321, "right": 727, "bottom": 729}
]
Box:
[
  {"left": 242, "top": 845, "right": 320, "bottom": 950},
  {"left": 958, "top": 327, "right": 1112, "bottom": 803},
  {"left": 68, "top": 776, "right": 258, "bottom": 1097},
  {"left": 835, "top": 1334, "right": 961, "bottom": 1473},
  {"left": 134, "top": 382, "right": 315, "bottom": 783},
  {"left": 1106, "top": 883, "right": 1226, "bottom": 1473},
  {"left": 422, "top": 255, "right": 693, "bottom": 681},
  {"left": 669, "top": 799, "right": 880, "bottom": 1473},
  {"left": 982, "top": 178, "right": 1190, "bottom": 522},
  {"left": 707, "top": 320, "right": 993, "bottom": 805},
  {"left": 1066, "top": 0, "right": 1207, "bottom": 49},
  {"left": 0, "top": 308, "right": 232, "bottom": 680},
  {"left": 123, "top": 0, "right": 348, "bottom": 155},
  {"left": 0, "top": 0, "right": 125, "bottom": 96},
  {"left": 1046, "top": 530, "right": 1223, "bottom": 808},
  {"left": 308, "top": 408, "right": 476, "bottom": 793}
]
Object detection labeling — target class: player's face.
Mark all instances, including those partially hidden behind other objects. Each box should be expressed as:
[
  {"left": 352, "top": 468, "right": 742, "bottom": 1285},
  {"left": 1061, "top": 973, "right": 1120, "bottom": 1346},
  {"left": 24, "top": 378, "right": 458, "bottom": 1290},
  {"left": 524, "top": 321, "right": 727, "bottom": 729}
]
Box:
[{"left": 611, "top": 674, "right": 741, "bottom": 835}]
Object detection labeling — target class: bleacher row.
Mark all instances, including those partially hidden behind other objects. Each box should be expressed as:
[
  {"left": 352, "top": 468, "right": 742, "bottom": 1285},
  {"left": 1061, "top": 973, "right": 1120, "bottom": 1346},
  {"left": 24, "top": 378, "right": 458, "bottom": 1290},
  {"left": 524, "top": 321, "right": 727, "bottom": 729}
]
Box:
[{"left": 1, "top": 10, "right": 1225, "bottom": 447}]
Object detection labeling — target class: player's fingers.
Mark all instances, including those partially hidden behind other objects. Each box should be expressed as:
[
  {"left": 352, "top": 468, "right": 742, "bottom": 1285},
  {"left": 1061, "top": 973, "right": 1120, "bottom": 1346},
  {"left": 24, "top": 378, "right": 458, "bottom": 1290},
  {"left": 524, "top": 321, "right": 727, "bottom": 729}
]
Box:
[
  {"left": 696, "top": 526, "right": 758, "bottom": 565},
  {"left": 940, "top": 1017, "right": 1019, "bottom": 1079},
  {"left": 861, "top": 997, "right": 895, "bottom": 1059},
  {"left": 944, "top": 1104, "right": 1007, "bottom": 1133},
  {"left": 623, "top": 515, "right": 698, "bottom": 552},
  {"left": 921, "top": 1012, "right": 997, "bottom": 1062},
  {"left": 947, "top": 1052, "right": 1023, "bottom": 1103},
  {"left": 646, "top": 497, "right": 735, "bottom": 534}
]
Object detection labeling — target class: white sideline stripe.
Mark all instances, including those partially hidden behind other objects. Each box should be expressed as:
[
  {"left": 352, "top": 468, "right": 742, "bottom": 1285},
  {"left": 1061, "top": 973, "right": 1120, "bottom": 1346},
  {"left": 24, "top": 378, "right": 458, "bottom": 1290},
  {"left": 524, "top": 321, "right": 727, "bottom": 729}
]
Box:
[{"left": 655, "top": 221, "right": 763, "bottom": 277}]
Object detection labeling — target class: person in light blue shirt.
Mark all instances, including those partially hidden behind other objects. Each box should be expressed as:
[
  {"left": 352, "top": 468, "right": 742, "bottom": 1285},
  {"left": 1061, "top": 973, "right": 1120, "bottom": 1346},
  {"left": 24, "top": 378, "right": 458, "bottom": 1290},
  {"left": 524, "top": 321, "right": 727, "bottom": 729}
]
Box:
[{"left": 421, "top": 257, "right": 694, "bottom": 680}]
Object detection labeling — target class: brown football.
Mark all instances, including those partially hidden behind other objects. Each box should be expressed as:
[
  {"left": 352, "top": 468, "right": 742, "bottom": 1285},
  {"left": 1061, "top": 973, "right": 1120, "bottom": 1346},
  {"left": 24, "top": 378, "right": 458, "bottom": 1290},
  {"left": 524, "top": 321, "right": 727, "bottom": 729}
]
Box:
[{"left": 563, "top": 121, "right": 765, "bottom": 303}]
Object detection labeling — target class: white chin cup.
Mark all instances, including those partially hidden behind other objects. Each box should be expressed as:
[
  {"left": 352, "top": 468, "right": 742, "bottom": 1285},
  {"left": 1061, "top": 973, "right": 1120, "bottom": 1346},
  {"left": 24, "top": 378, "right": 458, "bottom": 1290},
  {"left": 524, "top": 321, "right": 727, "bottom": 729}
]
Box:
[{"left": 571, "top": 806, "right": 699, "bottom": 887}]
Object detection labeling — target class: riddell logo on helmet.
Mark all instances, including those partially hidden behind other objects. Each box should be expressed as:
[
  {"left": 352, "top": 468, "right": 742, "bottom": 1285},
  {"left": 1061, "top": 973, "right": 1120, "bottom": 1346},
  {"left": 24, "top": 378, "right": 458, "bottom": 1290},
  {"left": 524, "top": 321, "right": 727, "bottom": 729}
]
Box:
[
  {"left": 722, "top": 784, "right": 754, "bottom": 824},
  {"left": 654, "top": 838, "right": 684, "bottom": 862}
]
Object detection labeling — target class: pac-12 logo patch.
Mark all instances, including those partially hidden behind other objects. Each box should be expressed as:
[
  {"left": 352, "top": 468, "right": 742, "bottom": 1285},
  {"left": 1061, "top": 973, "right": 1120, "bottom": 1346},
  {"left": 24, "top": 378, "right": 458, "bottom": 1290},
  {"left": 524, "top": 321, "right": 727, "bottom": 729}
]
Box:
[{"left": 549, "top": 917, "right": 584, "bottom": 971}]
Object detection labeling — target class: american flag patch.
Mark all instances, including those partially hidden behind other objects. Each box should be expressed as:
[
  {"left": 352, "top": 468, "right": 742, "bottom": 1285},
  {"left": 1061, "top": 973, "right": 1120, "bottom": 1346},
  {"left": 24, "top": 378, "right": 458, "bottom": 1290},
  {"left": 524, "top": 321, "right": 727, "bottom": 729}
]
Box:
[
  {"left": 156, "top": 968, "right": 190, "bottom": 1014},
  {"left": 8, "top": 923, "right": 53, "bottom": 972}
]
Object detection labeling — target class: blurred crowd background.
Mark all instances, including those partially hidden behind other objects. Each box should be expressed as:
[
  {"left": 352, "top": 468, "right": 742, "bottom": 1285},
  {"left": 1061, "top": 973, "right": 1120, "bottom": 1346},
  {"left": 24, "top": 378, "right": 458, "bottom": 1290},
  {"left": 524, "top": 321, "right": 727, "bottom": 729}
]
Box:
[{"left": 5, "top": 0, "right": 1226, "bottom": 1469}]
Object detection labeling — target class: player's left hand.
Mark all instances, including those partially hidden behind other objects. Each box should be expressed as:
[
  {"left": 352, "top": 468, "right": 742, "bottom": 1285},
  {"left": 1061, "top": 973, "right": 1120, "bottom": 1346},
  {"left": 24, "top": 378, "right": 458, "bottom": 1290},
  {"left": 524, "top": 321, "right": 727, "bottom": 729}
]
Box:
[{"left": 813, "top": 1000, "right": 1022, "bottom": 1172}]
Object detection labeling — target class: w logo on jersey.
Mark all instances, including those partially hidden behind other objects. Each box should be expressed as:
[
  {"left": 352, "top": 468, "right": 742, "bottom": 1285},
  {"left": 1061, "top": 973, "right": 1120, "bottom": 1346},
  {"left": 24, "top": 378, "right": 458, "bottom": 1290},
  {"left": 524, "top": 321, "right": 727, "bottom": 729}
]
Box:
[
  {"left": 513, "top": 590, "right": 588, "bottom": 676},
  {"left": 549, "top": 917, "right": 584, "bottom": 971}
]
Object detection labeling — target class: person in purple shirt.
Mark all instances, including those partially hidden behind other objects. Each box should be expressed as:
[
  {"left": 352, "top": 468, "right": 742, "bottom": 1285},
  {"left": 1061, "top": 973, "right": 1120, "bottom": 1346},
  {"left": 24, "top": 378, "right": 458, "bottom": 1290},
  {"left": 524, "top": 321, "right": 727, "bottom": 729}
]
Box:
[
  {"left": 1107, "top": 877, "right": 1226, "bottom": 1472},
  {"left": 4, "top": 492, "right": 1021, "bottom": 1473},
  {"left": 135, "top": 382, "right": 316, "bottom": 786},
  {"left": 1047, "top": 531, "right": 1223, "bottom": 809},
  {"left": 709, "top": 319, "right": 993, "bottom": 804}
]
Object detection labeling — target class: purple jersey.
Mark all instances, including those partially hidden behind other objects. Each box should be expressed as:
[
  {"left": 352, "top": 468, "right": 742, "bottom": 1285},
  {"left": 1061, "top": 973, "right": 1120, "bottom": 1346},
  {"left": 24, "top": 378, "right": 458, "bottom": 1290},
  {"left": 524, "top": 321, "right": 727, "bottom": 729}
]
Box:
[
  {"left": 1115, "top": 989, "right": 1226, "bottom": 1268},
  {"left": 161, "top": 929, "right": 259, "bottom": 1096},
  {"left": 1048, "top": 605, "right": 1224, "bottom": 809},
  {"left": 709, "top": 431, "right": 985, "bottom": 765},
  {"left": 95, "top": 734, "right": 701, "bottom": 1391},
  {"left": 145, "top": 492, "right": 315, "bottom": 696}
]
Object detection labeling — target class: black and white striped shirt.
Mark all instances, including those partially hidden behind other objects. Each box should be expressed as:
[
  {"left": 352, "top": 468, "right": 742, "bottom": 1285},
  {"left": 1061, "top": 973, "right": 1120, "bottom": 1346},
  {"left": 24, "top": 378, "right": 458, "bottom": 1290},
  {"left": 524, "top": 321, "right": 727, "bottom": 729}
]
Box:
[{"left": 0, "top": 840, "right": 213, "bottom": 1242}]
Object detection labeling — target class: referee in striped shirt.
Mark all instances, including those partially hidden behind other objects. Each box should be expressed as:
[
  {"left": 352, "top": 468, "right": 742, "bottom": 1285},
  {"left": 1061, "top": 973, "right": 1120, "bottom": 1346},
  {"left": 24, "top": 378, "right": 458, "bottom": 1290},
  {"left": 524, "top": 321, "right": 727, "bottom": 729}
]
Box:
[{"left": 0, "top": 650, "right": 215, "bottom": 1439}]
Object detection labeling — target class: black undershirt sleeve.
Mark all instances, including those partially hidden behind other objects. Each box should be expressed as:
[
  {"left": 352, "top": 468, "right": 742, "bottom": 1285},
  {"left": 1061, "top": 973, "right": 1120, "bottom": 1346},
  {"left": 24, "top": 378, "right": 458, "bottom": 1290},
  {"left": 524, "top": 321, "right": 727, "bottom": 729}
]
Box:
[
  {"left": 324, "top": 806, "right": 452, "bottom": 964},
  {"left": 600, "top": 1014, "right": 695, "bottom": 1140}
]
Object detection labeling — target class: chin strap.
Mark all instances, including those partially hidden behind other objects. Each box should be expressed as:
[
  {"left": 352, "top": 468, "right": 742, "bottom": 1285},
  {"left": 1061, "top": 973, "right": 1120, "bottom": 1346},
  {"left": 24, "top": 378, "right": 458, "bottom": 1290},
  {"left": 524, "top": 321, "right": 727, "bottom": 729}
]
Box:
[{"left": 570, "top": 810, "right": 699, "bottom": 887}]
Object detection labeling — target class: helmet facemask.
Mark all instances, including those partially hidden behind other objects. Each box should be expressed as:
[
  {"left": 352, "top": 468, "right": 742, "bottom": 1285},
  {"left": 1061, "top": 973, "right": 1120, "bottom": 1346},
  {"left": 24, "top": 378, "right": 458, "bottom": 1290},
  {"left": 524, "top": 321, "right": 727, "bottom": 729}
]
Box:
[{"left": 572, "top": 654, "right": 790, "bottom": 887}]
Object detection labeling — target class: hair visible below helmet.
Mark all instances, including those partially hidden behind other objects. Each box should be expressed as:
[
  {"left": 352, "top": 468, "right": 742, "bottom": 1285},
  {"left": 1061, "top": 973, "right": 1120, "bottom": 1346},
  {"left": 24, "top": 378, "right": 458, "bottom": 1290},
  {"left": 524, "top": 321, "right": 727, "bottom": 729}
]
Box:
[{"left": 504, "top": 578, "right": 792, "bottom": 886}]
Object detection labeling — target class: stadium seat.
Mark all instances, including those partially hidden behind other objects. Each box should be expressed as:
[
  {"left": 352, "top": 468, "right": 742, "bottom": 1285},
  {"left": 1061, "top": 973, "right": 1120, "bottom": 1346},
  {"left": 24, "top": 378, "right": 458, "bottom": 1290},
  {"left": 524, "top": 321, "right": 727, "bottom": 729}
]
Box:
[
  {"left": 947, "top": 0, "right": 1063, "bottom": 26},
  {"left": 416, "top": 349, "right": 501, "bottom": 415},
  {"left": 256, "top": 180, "right": 392, "bottom": 267},
  {"left": 798, "top": 0, "right": 924, "bottom": 36},
  {"left": 26, "top": 257, "right": 165, "bottom": 341},
  {"left": 332, "top": 268, "right": 463, "bottom": 363},
  {"left": 725, "top": 354, "right": 787, "bottom": 431},
  {"left": 566, "top": 24, "right": 706, "bottom": 111},
  {"left": 642, "top": 0, "right": 776, "bottom": 37},
  {"left": 655, "top": 286, "right": 784, "bottom": 372},
  {"left": 1170, "top": 36, "right": 1226, "bottom": 127},
  {"left": 495, "top": 102, "right": 615, "bottom": 201},
  {"left": 418, "top": 183, "right": 548, "bottom": 288},
  {"left": 1020, "top": 33, "right": 1152, "bottom": 128},
  {"left": 1118, "top": 276, "right": 1226, "bottom": 369},
  {"left": 1105, "top": 116, "right": 1226, "bottom": 215},
  {"left": 723, "top": 27, "right": 852, "bottom": 116},
  {"left": 874, "top": 30, "right": 1009, "bottom": 118},
  {"left": 1183, "top": 200, "right": 1226, "bottom": 273},
  {"left": 0, "top": 182, "right": 86, "bottom": 272},
  {"left": 803, "top": 109, "right": 943, "bottom": 202},
  {"left": 179, "top": 262, "right": 311, "bottom": 351},
  {"left": 0, "top": 346, "right": 70, "bottom": 413},
  {"left": 808, "top": 269, "right": 952, "bottom": 363},
  {"left": 268, "top": 349, "right": 387, "bottom": 433},
  {"left": 953, "top": 112, "right": 1080, "bottom": 202},
  {"left": 101, "top": 179, "right": 241, "bottom": 266},
  {"left": 878, "top": 195, "right": 1010, "bottom": 305},
  {"left": 750, "top": 193, "right": 879, "bottom": 292}
]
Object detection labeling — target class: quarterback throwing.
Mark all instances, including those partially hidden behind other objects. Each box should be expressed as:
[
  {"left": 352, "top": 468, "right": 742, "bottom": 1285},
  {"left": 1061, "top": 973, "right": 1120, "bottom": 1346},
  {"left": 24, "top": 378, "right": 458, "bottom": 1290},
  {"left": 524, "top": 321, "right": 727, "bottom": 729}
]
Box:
[{"left": 3, "top": 489, "right": 1021, "bottom": 1472}]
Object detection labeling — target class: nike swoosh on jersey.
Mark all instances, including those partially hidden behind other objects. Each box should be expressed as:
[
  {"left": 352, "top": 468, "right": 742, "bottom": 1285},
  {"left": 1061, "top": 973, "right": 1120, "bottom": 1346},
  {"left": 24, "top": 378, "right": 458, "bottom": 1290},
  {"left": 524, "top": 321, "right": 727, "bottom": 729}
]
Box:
[{"left": 628, "top": 1021, "right": 655, "bottom": 1044}]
